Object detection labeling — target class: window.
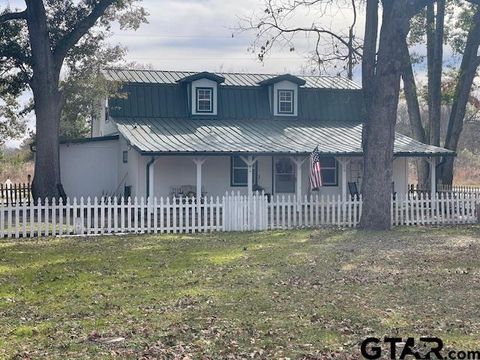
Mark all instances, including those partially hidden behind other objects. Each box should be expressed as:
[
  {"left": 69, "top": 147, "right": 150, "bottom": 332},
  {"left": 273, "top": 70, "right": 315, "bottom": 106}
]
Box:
[
  {"left": 319, "top": 157, "right": 338, "bottom": 186},
  {"left": 231, "top": 156, "right": 258, "bottom": 186},
  {"left": 122, "top": 150, "right": 128, "bottom": 163},
  {"left": 274, "top": 157, "right": 296, "bottom": 193},
  {"left": 196, "top": 87, "right": 213, "bottom": 113},
  {"left": 278, "top": 89, "right": 294, "bottom": 114}
]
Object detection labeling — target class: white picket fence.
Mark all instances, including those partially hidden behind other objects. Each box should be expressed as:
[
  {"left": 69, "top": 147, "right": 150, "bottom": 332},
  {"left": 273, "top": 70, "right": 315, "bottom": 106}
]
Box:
[
  {"left": 391, "top": 192, "right": 479, "bottom": 226},
  {"left": 0, "top": 192, "right": 478, "bottom": 239},
  {"left": 437, "top": 184, "right": 480, "bottom": 196}
]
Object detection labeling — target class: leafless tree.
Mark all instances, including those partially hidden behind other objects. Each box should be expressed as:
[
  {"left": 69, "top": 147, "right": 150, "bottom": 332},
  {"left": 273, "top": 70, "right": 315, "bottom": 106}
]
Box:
[{"left": 240, "top": 0, "right": 362, "bottom": 78}]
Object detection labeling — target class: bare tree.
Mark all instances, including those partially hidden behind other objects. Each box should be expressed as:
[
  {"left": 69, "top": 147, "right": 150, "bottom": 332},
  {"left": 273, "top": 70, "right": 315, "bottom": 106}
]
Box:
[
  {"left": 240, "top": 0, "right": 362, "bottom": 78},
  {"left": 400, "top": 1, "right": 480, "bottom": 187},
  {"left": 400, "top": 39, "right": 430, "bottom": 189},
  {"left": 244, "top": 0, "right": 434, "bottom": 229},
  {"left": 442, "top": 4, "right": 480, "bottom": 184},
  {"left": 359, "top": 0, "right": 434, "bottom": 230}
]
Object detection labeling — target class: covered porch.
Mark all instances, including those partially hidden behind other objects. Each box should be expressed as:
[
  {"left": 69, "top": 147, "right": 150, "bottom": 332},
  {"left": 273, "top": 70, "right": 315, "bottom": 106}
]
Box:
[
  {"left": 144, "top": 154, "right": 446, "bottom": 202},
  {"left": 113, "top": 117, "right": 454, "bottom": 201}
]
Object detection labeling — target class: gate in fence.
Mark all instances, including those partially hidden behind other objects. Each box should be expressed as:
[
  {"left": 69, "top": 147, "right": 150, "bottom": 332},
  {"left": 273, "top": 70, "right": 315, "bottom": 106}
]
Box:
[{"left": 0, "top": 191, "right": 478, "bottom": 238}]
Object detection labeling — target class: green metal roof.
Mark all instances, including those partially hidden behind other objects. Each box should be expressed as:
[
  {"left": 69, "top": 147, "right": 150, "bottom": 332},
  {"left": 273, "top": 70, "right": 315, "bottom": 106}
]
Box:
[
  {"left": 103, "top": 69, "right": 361, "bottom": 90},
  {"left": 114, "top": 117, "right": 454, "bottom": 157},
  {"left": 109, "top": 84, "right": 365, "bottom": 122}
]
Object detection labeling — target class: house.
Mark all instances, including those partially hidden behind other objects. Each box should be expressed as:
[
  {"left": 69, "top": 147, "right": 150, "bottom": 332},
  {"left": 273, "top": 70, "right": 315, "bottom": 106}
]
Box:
[{"left": 59, "top": 69, "right": 453, "bottom": 200}]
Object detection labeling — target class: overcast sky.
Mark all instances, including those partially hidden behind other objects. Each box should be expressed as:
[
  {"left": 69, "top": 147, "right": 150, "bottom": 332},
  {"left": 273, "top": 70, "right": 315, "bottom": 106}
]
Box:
[
  {"left": 3, "top": 0, "right": 367, "bottom": 147},
  {"left": 106, "top": 0, "right": 364, "bottom": 75}
]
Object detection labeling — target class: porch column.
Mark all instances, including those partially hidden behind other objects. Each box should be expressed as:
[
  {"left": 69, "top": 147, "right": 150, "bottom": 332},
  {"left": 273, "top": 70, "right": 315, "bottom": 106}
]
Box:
[
  {"left": 290, "top": 156, "right": 308, "bottom": 201},
  {"left": 147, "top": 157, "right": 159, "bottom": 200},
  {"left": 192, "top": 157, "right": 206, "bottom": 202},
  {"left": 240, "top": 155, "right": 257, "bottom": 196},
  {"left": 147, "top": 157, "right": 159, "bottom": 215},
  {"left": 429, "top": 157, "right": 436, "bottom": 196},
  {"left": 336, "top": 157, "right": 351, "bottom": 200}
]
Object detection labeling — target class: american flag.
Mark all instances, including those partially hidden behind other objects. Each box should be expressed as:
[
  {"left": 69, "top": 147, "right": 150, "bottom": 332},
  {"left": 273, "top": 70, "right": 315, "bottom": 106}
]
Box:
[{"left": 310, "top": 146, "right": 322, "bottom": 190}]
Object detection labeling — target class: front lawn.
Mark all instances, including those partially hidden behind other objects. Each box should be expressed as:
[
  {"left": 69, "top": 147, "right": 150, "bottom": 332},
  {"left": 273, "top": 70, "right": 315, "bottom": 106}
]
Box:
[{"left": 1, "top": 227, "right": 480, "bottom": 359}]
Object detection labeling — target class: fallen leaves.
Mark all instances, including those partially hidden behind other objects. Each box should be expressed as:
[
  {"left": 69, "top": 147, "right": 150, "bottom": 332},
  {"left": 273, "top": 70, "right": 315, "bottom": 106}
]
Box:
[{"left": 1, "top": 227, "right": 480, "bottom": 358}]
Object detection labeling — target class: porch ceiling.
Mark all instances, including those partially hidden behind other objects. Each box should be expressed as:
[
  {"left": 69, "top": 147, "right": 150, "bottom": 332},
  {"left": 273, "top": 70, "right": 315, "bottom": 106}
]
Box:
[{"left": 114, "top": 117, "right": 454, "bottom": 157}]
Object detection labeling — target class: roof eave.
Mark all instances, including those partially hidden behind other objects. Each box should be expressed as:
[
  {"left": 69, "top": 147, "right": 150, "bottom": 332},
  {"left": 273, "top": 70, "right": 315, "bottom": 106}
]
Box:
[
  {"left": 60, "top": 134, "right": 120, "bottom": 145},
  {"left": 258, "top": 74, "right": 307, "bottom": 86},
  {"left": 176, "top": 71, "right": 225, "bottom": 84},
  {"left": 136, "top": 150, "right": 455, "bottom": 157}
]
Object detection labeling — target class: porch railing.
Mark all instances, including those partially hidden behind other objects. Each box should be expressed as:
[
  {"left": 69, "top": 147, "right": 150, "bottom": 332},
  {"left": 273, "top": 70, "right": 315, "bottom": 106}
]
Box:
[
  {"left": 0, "top": 191, "right": 478, "bottom": 239},
  {"left": 409, "top": 183, "right": 480, "bottom": 198}
]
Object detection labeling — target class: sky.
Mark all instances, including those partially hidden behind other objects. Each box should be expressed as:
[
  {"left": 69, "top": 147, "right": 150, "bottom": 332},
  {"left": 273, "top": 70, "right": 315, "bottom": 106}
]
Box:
[
  {"left": 2, "top": 0, "right": 363, "bottom": 147},
  {"left": 106, "top": 0, "right": 362, "bottom": 74}
]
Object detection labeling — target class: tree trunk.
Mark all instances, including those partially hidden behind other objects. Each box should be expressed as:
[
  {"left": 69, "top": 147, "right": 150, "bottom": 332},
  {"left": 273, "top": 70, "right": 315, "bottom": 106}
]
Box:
[
  {"left": 31, "top": 87, "right": 63, "bottom": 200},
  {"left": 360, "top": 0, "right": 412, "bottom": 230},
  {"left": 442, "top": 7, "right": 480, "bottom": 185},
  {"left": 25, "top": 0, "right": 62, "bottom": 199},
  {"left": 425, "top": 3, "right": 434, "bottom": 145},
  {"left": 361, "top": 0, "right": 378, "bottom": 153},
  {"left": 428, "top": 0, "right": 445, "bottom": 147},
  {"left": 400, "top": 39, "right": 430, "bottom": 189},
  {"left": 362, "top": 0, "right": 378, "bottom": 116}
]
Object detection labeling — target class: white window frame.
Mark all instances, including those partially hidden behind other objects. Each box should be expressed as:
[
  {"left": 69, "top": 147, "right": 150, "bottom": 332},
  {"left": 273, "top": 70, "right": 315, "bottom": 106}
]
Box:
[
  {"left": 231, "top": 156, "right": 258, "bottom": 187},
  {"left": 196, "top": 87, "right": 213, "bottom": 113},
  {"left": 277, "top": 89, "right": 294, "bottom": 114}
]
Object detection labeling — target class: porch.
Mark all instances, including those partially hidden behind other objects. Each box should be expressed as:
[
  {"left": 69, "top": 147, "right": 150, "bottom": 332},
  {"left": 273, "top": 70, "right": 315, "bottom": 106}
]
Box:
[
  {"left": 144, "top": 154, "right": 423, "bottom": 201},
  {"left": 60, "top": 118, "right": 454, "bottom": 200}
]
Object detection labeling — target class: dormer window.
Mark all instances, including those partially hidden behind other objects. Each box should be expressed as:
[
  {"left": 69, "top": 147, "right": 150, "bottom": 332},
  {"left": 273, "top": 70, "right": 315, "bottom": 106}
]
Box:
[
  {"left": 196, "top": 88, "right": 213, "bottom": 113},
  {"left": 258, "top": 74, "right": 306, "bottom": 117},
  {"left": 177, "top": 72, "right": 225, "bottom": 116},
  {"left": 278, "top": 90, "right": 294, "bottom": 114}
]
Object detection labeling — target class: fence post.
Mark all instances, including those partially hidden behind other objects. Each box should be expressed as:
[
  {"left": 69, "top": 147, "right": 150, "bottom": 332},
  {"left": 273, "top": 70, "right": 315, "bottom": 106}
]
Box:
[{"left": 476, "top": 203, "right": 480, "bottom": 224}]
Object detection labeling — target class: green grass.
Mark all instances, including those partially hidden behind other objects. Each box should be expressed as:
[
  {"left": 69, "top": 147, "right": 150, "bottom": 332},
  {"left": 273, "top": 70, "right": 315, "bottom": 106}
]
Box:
[{"left": 1, "top": 226, "right": 480, "bottom": 358}]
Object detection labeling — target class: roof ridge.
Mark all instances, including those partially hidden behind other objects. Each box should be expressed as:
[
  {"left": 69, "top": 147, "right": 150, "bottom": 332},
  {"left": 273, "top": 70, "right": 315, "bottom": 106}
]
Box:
[{"left": 102, "top": 68, "right": 354, "bottom": 80}]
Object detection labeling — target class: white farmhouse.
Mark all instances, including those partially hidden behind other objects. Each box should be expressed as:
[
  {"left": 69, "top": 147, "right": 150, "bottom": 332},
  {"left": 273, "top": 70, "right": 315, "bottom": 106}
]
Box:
[{"left": 59, "top": 69, "right": 453, "bottom": 200}]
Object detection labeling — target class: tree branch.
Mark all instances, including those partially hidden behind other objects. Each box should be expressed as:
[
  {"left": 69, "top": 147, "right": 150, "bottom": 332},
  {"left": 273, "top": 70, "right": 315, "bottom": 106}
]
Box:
[
  {"left": 259, "top": 22, "right": 363, "bottom": 57},
  {"left": 53, "top": 0, "right": 117, "bottom": 69},
  {"left": 0, "top": 10, "right": 27, "bottom": 23}
]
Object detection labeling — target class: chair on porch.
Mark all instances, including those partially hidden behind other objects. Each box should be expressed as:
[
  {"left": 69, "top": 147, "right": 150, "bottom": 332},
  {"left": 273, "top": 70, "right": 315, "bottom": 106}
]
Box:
[
  {"left": 348, "top": 182, "right": 360, "bottom": 200},
  {"left": 348, "top": 182, "right": 396, "bottom": 200},
  {"left": 169, "top": 185, "right": 206, "bottom": 199}
]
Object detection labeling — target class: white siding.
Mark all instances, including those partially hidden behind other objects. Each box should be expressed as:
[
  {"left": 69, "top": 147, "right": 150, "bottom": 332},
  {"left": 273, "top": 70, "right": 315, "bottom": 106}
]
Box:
[
  {"left": 59, "top": 144, "right": 409, "bottom": 200},
  {"left": 191, "top": 78, "right": 218, "bottom": 116},
  {"left": 60, "top": 139, "right": 119, "bottom": 198},
  {"left": 116, "top": 137, "right": 145, "bottom": 198},
  {"left": 91, "top": 98, "right": 117, "bottom": 137},
  {"left": 273, "top": 80, "right": 299, "bottom": 117},
  {"left": 393, "top": 157, "right": 408, "bottom": 195}
]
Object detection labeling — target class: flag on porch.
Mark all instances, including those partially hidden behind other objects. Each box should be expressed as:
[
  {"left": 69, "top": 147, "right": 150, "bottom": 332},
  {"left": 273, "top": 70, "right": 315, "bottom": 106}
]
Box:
[{"left": 310, "top": 146, "right": 322, "bottom": 190}]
